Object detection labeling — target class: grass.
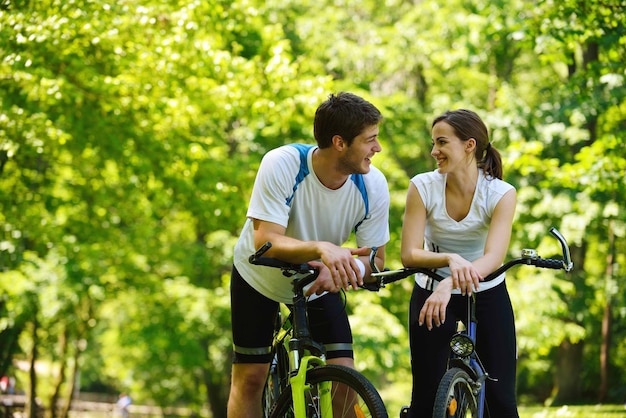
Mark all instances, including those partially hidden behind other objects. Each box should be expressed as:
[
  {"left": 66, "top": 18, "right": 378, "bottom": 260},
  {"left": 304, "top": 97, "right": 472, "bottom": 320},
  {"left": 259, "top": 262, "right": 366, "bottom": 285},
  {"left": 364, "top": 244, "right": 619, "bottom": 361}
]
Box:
[
  {"left": 63, "top": 403, "right": 626, "bottom": 417},
  {"left": 519, "top": 404, "right": 626, "bottom": 417},
  {"left": 379, "top": 383, "right": 626, "bottom": 417}
]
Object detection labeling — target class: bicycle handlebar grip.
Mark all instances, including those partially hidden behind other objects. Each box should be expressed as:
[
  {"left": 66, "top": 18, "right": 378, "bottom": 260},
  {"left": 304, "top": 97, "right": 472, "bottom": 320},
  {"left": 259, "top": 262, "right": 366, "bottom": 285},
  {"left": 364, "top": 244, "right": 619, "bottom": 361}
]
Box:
[
  {"left": 249, "top": 242, "right": 273, "bottom": 263},
  {"left": 535, "top": 258, "right": 565, "bottom": 270}
]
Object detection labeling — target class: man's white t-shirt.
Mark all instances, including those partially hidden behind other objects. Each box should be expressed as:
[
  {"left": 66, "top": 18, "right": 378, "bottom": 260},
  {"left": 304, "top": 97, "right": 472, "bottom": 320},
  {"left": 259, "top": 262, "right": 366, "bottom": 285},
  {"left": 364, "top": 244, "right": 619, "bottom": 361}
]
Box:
[
  {"left": 410, "top": 169, "right": 515, "bottom": 293},
  {"left": 234, "top": 144, "right": 390, "bottom": 303}
]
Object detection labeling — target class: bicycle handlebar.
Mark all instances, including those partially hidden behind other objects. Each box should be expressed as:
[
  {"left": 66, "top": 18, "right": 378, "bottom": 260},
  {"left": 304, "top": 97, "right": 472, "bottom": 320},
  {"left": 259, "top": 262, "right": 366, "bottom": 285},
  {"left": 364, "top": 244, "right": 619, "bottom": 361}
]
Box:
[
  {"left": 248, "top": 242, "right": 320, "bottom": 291},
  {"left": 367, "top": 227, "right": 574, "bottom": 290}
]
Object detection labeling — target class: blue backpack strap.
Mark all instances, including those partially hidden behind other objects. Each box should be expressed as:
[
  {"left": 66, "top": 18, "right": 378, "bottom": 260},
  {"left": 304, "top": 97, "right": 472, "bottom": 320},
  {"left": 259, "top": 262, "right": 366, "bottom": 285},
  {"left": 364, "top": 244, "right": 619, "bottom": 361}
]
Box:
[
  {"left": 285, "top": 144, "right": 314, "bottom": 206},
  {"left": 351, "top": 173, "right": 370, "bottom": 232},
  {"left": 286, "top": 144, "right": 370, "bottom": 232}
]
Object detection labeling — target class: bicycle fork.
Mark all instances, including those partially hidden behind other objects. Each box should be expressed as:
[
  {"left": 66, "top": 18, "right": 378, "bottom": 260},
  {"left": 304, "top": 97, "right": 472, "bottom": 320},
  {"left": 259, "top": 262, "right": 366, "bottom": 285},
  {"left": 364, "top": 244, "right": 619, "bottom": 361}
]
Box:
[
  {"left": 467, "top": 353, "right": 498, "bottom": 417},
  {"left": 289, "top": 353, "right": 330, "bottom": 417},
  {"left": 468, "top": 357, "right": 487, "bottom": 417}
]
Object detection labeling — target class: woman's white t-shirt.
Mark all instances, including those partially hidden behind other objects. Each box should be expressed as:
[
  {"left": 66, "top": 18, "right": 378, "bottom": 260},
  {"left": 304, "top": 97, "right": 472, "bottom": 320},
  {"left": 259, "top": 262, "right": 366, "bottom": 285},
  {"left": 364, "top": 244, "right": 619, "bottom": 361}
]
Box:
[
  {"left": 234, "top": 144, "right": 390, "bottom": 304},
  {"left": 410, "top": 169, "right": 515, "bottom": 293}
]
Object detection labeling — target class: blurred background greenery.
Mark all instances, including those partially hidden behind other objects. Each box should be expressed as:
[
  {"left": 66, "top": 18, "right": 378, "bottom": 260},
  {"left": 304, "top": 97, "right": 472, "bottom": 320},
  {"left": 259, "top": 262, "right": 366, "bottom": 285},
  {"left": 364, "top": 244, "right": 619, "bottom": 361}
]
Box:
[{"left": 1, "top": 0, "right": 625, "bottom": 417}]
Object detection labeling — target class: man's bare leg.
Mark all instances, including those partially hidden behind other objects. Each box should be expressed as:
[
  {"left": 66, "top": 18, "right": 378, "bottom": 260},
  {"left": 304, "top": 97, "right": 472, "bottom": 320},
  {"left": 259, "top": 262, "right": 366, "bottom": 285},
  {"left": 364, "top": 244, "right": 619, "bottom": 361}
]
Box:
[{"left": 227, "top": 362, "right": 269, "bottom": 418}]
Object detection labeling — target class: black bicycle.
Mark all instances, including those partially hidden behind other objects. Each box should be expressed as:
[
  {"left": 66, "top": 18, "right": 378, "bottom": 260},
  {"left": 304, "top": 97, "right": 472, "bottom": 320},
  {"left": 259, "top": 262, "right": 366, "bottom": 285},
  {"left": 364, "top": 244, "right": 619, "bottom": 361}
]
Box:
[
  {"left": 366, "top": 227, "right": 573, "bottom": 418},
  {"left": 249, "top": 242, "right": 389, "bottom": 418}
]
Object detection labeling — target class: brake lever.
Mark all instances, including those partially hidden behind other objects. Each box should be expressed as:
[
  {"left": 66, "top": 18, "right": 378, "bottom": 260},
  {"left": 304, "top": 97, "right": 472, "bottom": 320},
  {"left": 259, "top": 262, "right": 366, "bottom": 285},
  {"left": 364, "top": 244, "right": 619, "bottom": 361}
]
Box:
[
  {"left": 361, "top": 246, "right": 385, "bottom": 290},
  {"left": 549, "top": 227, "right": 574, "bottom": 272},
  {"left": 369, "top": 246, "right": 381, "bottom": 274}
]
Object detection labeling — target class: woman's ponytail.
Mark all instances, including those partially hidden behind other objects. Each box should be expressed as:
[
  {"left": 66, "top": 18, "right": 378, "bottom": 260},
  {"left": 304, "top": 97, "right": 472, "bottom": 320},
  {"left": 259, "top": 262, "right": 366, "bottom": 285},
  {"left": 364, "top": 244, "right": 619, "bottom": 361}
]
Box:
[{"left": 480, "top": 142, "right": 503, "bottom": 179}]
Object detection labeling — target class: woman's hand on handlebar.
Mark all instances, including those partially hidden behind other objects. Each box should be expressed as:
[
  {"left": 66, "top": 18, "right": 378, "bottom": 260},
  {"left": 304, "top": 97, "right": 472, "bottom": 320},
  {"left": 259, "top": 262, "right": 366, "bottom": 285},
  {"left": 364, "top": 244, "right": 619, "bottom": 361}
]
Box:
[{"left": 448, "top": 254, "right": 482, "bottom": 295}]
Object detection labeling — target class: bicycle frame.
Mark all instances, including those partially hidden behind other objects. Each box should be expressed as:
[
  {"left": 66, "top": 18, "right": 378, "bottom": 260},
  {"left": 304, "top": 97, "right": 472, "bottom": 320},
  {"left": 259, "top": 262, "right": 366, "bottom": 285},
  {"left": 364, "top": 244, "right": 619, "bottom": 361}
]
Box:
[
  {"left": 369, "top": 227, "right": 574, "bottom": 418},
  {"left": 249, "top": 242, "right": 358, "bottom": 418},
  {"left": 281, "top": 279, "right": 331, "bottom": 417},
  {"left": 270, "top": 322, "right": 332, "bottom": 416}
]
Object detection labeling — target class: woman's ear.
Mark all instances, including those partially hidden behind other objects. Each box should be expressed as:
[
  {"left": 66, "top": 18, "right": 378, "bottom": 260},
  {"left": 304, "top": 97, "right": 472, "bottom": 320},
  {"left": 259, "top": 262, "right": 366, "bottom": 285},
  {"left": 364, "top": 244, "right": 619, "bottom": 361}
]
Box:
[{"left": 466, "top": 138, "right": 477, "bottom": 153}]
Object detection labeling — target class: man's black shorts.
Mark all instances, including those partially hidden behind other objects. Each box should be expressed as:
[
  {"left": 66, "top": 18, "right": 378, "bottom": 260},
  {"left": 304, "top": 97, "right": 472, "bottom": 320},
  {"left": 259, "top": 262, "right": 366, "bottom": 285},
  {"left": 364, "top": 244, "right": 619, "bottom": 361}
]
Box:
[{"left": 230, "top": 266, "right": 353, "bottom": 363}]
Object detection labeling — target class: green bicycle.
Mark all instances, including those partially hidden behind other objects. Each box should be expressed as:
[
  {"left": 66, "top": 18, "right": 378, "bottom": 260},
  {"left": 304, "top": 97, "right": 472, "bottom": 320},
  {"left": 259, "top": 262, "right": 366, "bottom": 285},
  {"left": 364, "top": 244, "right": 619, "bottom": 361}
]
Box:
[{"left": 249, "top": 242, "right": 388, "bottom": 418}]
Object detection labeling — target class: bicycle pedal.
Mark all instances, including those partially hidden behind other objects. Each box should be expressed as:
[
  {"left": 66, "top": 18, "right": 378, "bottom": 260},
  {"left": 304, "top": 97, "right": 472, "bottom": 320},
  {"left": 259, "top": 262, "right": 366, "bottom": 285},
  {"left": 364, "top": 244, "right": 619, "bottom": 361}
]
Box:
[{"left": 399, "top": 406, "right": 410, "bottom": 417}]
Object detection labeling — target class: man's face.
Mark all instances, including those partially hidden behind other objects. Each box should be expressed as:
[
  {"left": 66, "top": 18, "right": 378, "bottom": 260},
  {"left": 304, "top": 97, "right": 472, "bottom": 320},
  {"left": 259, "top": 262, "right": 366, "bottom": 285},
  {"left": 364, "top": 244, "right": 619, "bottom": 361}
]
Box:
[{"left": 338, "top": 124, "right": 382, "bottom": 175}]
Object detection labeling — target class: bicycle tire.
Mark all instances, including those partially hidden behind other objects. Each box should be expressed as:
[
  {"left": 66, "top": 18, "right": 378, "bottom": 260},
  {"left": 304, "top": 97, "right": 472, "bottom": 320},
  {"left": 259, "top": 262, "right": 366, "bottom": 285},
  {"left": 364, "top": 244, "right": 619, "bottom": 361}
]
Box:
[
  {"left": 269, "top": 364, "right": 388, "bottom": 418},
  {"left": 263, "top": 355, "right": 282, "bottom": 416},
  {"left": 432, "top": 368, "right": 478, "bottom": 418},
  {"left": 263, "top": 345, "right": 291, "bottom": 416}
]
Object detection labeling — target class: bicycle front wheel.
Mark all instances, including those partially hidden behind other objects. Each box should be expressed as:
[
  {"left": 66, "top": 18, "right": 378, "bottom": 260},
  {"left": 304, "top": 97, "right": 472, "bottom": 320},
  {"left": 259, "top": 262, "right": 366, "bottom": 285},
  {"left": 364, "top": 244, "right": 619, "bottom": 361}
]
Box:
[
  {"left": 269, "top": 364, "right": 388, "bottom": 418},
  {"left": 263, "top": 356, "right": 283, "bottom": 416},
  {"left": 263, "top": 345, "right": 291, "bottom": 416},
  {"left": 432, "top": 368, "right": 478, "bottom": 418}
]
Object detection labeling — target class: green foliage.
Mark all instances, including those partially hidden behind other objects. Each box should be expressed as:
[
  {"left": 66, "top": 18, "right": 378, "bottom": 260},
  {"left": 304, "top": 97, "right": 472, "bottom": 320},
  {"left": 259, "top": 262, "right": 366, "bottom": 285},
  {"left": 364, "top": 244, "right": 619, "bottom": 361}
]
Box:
[{"left": 1, "top": 0, "right": 625, "bottom": 413}]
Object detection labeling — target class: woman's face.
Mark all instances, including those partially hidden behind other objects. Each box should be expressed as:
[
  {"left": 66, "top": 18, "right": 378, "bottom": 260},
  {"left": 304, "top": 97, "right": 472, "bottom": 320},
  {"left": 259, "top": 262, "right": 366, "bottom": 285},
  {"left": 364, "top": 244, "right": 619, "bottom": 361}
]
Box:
[{"left": 430, "top": 121, "right": 471, "bottom": 174}]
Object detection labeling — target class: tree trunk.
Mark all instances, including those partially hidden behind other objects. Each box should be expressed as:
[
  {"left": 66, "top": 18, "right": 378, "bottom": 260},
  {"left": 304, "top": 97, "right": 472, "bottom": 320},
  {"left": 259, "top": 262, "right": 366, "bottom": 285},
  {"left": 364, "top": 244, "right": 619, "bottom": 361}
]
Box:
[
  {"left": 598, "top": 220, "right": 615, "bottom": 402},
  {"left": 26, "top": 312, "right": 39, "bottom": 418},
  {"left": 203, "top": 338, "right": 229, "bottom": 418},
  {"left": 598, "top": 301, "right": 612, "bottom": 402},
  {"left": 58, "top": 344, "right": 81, "bottom": 418},
  {"left": 48, "top": 326, "right": 69, "bottom": 418},
  {"left": 551, "top": 338, "right": 584, "bottom": 405},
  {"left": 206, "top": 371, "right": 228, "bottom": 418}
]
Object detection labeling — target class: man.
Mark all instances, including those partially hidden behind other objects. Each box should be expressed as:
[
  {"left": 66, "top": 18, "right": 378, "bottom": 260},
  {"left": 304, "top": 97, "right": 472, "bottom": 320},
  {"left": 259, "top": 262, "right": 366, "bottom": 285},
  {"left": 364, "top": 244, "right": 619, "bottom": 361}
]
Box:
[
  {"left": 117, "top": 393, "right": 131, "bottom": 418},
  {"left": 227, "top": 92, "right": 390, "bottom": 418}
]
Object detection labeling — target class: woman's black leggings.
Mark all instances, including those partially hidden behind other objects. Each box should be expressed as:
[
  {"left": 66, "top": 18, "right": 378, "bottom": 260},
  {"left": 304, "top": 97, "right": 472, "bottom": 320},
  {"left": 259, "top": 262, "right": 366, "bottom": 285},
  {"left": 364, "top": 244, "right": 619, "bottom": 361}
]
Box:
[{"left": 407, "top": 281, "right": 519, "bottom": 418}]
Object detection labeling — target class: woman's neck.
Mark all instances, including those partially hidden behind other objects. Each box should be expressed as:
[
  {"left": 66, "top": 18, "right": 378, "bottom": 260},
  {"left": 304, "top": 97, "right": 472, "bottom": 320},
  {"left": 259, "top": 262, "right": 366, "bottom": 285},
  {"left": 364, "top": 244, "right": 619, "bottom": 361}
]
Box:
[{"left": 446, "top": 167, "right": 479, "bottom": 196}]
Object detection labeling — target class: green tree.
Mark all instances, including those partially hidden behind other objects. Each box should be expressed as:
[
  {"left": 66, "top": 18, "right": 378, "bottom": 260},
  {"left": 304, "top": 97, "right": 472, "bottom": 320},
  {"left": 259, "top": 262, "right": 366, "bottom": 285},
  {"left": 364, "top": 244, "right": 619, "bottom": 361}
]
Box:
[{"left": 2, "top": 0, "right": 625, "bottom": 416}]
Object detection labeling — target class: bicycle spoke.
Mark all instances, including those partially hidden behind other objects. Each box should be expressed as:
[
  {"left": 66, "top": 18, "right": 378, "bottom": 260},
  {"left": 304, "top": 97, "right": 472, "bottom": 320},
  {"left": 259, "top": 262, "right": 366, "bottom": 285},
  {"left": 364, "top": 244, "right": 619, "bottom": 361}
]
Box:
[
  {"left": 269, "top": 365, "right": 387, "bottom": 417},
  {"left": 433, "top": 368, "right": 478, "bottom": 418}
]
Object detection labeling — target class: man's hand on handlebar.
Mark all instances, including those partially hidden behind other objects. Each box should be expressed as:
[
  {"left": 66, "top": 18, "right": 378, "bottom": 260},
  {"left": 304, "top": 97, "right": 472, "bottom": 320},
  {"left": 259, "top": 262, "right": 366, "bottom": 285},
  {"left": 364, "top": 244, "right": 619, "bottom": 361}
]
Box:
[
  {"left": 304, "top": 260, "right": 336, "bottom": 296},
  {"left": 305, "top": 245, "right": 371, "bottom": 296}
]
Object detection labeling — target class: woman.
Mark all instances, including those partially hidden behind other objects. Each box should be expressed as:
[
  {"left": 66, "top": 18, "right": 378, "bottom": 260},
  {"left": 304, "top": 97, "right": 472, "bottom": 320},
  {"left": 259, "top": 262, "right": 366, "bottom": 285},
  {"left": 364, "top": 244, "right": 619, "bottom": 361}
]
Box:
[{"left": 401, "top": 109, "right": 518, "bottom": 417}]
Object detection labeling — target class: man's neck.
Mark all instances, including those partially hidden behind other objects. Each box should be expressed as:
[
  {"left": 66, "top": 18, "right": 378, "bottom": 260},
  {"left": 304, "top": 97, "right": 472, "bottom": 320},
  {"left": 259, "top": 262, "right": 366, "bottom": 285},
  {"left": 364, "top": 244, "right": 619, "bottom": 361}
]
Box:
[{"left": 311, "top": 147, "right": 349, "bottom": 190}]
